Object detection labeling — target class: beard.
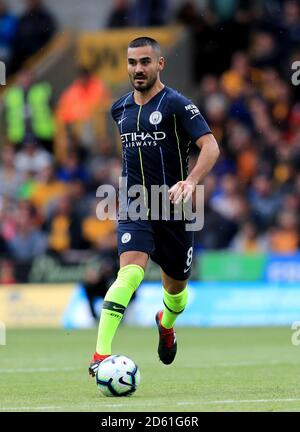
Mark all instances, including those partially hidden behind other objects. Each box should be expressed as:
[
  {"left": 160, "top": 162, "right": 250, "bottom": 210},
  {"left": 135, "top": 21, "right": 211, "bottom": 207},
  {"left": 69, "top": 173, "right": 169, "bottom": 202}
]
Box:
[{"left": 130, "top": 73, "right": 157, "bottom": 92}]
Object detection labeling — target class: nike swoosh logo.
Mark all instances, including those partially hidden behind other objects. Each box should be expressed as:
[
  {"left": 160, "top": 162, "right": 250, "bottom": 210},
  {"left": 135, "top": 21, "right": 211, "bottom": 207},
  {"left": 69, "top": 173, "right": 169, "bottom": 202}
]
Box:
[
  {"left": 118, "top": 376, "right": 132, "bottom": 387},
  {"left": 183, "top": 267, "right": 191, "bottom": 273},
  {"left": 118, "top": 117, "right": 127, "bottom": 125},
  {"left": 112, "top": 305, "right": 124, "bottom": 312},
  {"left": 190, "top": 113, "right": 201, "bottom": 120}
]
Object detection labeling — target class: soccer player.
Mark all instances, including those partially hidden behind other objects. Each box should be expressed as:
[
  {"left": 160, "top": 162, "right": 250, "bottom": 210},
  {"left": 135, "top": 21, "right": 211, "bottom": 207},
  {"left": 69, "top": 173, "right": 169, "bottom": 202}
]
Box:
[{"left": 89, "top": 36, "right": 219, "bottom": 376}]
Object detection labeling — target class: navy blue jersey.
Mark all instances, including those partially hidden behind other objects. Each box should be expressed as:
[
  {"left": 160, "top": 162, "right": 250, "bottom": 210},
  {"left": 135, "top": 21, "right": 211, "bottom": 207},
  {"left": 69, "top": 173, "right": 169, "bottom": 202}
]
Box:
[{"left": 111, "top": 86, "right": 211, "bottom": 218}]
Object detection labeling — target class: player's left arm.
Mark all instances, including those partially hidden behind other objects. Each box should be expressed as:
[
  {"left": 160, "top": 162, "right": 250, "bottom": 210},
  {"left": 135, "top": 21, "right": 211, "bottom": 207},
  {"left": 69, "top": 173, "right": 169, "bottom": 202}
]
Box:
[
  {"left": 169, "top": 133, "right": 219, "bottom": 204},
  {"left": 169, "top": 93, "right": 220, "bottom": 204}
]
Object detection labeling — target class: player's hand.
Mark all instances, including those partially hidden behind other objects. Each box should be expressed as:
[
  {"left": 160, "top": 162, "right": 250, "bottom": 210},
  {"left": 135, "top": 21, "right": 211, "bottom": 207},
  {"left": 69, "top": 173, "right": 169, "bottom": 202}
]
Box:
[{"left": 168, "top": 179, "right": 197, "bottom": 204}]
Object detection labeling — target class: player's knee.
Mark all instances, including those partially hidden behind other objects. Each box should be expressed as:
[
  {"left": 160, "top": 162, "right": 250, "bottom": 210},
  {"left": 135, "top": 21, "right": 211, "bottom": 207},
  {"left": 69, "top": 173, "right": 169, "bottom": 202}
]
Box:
[
  {"left": 162, "top": 271, "right": 187, "bottom": 294},
  {"left": 163, "top": 280, "right": 187, "bottom": 294},
  {"left": 120, "top": 251, "right": 148, "bottom": 269}
]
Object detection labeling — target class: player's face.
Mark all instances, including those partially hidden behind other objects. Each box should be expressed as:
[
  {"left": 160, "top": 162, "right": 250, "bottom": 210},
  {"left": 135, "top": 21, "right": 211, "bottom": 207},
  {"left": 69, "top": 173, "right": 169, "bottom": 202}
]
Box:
[{"left": 127, "top": 46, "right": 164, "bottom": 92}]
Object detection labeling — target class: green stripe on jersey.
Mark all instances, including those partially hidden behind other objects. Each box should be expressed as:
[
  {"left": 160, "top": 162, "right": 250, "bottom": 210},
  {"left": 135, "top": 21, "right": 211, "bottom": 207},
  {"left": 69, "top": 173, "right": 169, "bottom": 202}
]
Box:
[{"left": 137, "top": 104, "right": 147, "bottom": 207}]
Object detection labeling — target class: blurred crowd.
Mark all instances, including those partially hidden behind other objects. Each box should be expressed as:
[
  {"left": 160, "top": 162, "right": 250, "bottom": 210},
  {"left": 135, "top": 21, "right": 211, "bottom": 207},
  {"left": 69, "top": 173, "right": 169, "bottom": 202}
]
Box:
[
  {"left": 189, "top": 0, "right": 300, "bottom": 254},
  {"left": 0, "top": 63, "right": 118, "bottom": 283},
  {"left": 0, "top": 0, "right": 56, "bottom": 75},
  {"left": 0, "top": 0, "right": 300, "bottom": 284}
]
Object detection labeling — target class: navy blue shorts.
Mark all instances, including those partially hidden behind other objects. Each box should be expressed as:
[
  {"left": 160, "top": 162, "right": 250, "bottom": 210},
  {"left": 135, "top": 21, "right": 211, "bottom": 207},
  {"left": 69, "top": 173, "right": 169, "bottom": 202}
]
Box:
[{"left": 117, "top": 219, "right": 194, "bottom": 281}]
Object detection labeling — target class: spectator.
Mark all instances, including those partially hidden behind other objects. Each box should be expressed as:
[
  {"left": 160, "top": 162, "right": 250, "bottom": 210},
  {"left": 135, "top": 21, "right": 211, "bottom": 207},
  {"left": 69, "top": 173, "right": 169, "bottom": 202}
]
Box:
[
  {"left": 0, "top": 259, "right": 16, "bottom": 283},
  {"left": 67, "top": 179, "right": 91, "bottom": 220},
  {"left": 220, "top": 51, "right": 250, "bottom": 100},
  {"left": 230, "top": 219, "right": 268, "bottom": 252},
  {"left": 0, "top": 232, "right": 8, "bottom": 256},
  {"left": 10, "top": 0, "right": 57, "bottom": 74},
  {"left": 55, "top": 67, "right": 112, "bottom": 162},
  {"left": 288, "top": 103, "right": 300, "bottom": 147},
  {"left": 249, "top": 31, "right": 280, "bottom": 70},
  {"left": 87, "top": 156, "right": 121, "bottom": 194},
  {"left": 46, "top": 194, "right": 84, "bottom": 253},
  {"left": 176, "top": 0, "right": 200, "bottom": 26},
  {"left": 269, "top": 210, "right": 299, "bottom": 253},
  {"left": 131, "top": 0, "right": 169, "bottom": 27},
  {"left": 81, "top": 199, "right": 116, "bottom": 251},
  {"left": 7, "top": 202, "right": 47, "bottom": 261},
  {"left": 280, "top": 0, "right": 300, "bottom": 51},
  {"left": 57, "top": 150, "right": 89, "bottom": 183},
  {"left": 18, "top": 169, "right": 38, "bottom": 201},
  {"left": 204, "top": 92, "right": 228, "bottom": 132},
  {"left": 210, "top": 0, "right": 239, "bottom": 22},
  {"left": 196, "top": 75, "right": 231, "bottom": 149},
  {"left": 249, "top": 174, "right": 281, "bottom": 229},
  {"left": 0, "top": 145, "right": 23, "bottom": 198},
  {"left": 194, "top": 175, "right": 238, "bottom": 249},
  {"left": 107, "top": 0, "right": 131, "bottom": 28},
  {"left": 226, "top": 122, "right": 258, "bottom": 184},
  {"left": 14, "top": 135, "right": 52, "bottom": 176},
  {"left": 30, "top": 162, "right": 67, "bottom": 215},
  {"left": 3, "top": 69, "right": 55, "bottom": 151},
  {"left": 0, "top": 196, "right": 17, "bottom": 243},
  {"left": 0, "top": 0, "right": 17, "bottom": 67},
  {"left": 211, "top": 174, "right": 244, "bottom": 221}
]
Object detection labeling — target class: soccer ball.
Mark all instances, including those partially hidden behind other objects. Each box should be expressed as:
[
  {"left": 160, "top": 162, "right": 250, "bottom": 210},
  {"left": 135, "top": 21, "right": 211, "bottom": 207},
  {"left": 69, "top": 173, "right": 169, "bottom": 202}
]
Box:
[{"left": 96, "top": 355, "right": 141, "bottom": 397}]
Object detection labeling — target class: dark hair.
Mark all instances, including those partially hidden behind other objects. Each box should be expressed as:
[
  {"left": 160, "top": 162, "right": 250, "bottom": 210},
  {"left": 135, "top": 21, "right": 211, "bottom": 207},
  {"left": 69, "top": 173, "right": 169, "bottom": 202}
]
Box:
[{"left": 128, "top": 36, "right": 161, "bottom": 55}]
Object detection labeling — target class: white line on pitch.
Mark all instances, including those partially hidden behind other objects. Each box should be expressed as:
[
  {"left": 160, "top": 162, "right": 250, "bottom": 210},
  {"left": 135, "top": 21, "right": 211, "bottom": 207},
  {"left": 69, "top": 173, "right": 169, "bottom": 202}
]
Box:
[
  {"left": 0, "top": 360, "right": 296, "bottom": 374},
  {"left": 1, "top": 398, "right": 300, "bottom": 411},
  {"left": 177, "top": 398, "right": 300, "bottom": 406},
  {"left": 55, "top": 398, "right": 300, "bottom": 410},
  {"left": 0, "top": 367, "right": 81, "bottom": 373},
  {"left": 0, "top": 406, "right": 62, "bottom": 411},
  {"left": 184, "top": 360, "right": 298, "bottom": 368},
  {"left": 97, "top": 397, "right": 300, "bottom": 408}
]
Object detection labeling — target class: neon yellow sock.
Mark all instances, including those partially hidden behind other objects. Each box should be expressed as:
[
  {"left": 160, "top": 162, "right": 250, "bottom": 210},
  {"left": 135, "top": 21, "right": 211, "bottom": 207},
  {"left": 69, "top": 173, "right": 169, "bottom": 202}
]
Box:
[
  {"left": 96, "top": 264, "right": 144, "bottom": 355},
  {"left": 161, "top": 287, "right": 188, "bottom": 329}
]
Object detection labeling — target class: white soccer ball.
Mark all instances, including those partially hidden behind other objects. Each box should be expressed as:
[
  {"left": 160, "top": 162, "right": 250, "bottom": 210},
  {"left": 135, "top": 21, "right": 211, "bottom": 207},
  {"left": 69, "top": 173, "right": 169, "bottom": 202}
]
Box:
[{"left": 96, "top": 355, "right": 141, "bottom": 397}]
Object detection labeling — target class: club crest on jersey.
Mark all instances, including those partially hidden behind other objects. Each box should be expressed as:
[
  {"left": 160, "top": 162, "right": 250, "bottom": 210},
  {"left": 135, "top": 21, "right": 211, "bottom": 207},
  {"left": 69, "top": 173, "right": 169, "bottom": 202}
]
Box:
[
  {"left": 121, "top": 232, "right": 131, "bottom": 244},
  {"left": 149, "top": 111, "right": 162, "bottom": 125}
]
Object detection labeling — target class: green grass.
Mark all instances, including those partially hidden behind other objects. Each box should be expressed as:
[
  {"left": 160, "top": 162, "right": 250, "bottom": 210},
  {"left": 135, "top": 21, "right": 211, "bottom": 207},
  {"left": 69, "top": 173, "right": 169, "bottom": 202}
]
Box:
[{"left": 0, "top": 326, "right": 299, "bottom": 412}]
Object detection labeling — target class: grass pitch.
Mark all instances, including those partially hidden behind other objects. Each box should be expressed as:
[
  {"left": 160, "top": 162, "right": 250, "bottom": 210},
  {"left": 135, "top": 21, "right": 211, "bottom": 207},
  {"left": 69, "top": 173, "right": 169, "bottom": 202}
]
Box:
[{"left": 0, "top": 326, "right": 299, "bottom": 412}]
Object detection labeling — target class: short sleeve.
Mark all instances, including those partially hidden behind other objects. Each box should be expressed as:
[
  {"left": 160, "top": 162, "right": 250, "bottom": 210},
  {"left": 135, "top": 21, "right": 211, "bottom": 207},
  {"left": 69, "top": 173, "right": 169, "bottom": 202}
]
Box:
[
  {"left": 110, "top": 101, "right": 118, "bottom": 122},
  {"left": 172, "top": 92, "right": 211, "bottom": 141}
]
